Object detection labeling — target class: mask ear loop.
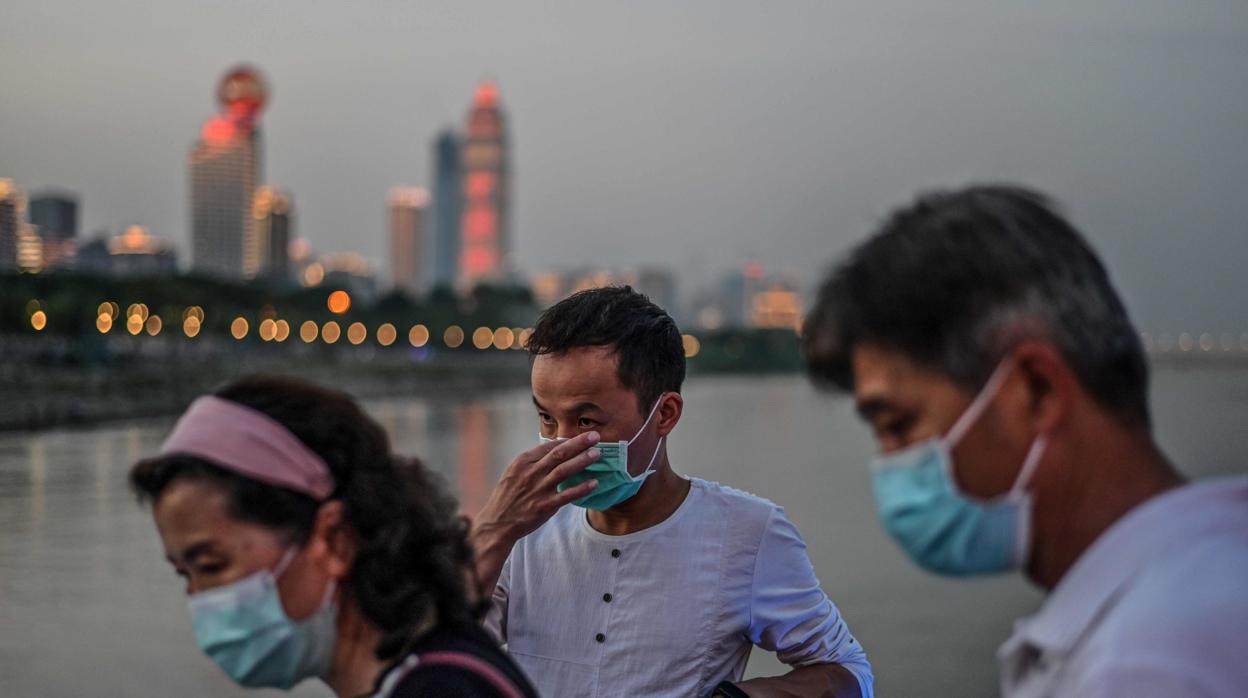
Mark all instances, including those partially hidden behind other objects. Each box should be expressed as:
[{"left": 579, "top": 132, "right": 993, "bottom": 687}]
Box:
[
  {"left": 274, "top": 524, "right": 339, "bottom": 611},
  {"left": 941, "top": 358, "right": 1015, "bottom": 499},
  {"left": 628, "top": 396, "right": 665, "bottom": 443},
  {"left": 945, "top": 360, "right": 1014, "bottom": 449},
  {"left": 273, "top": 547, "right": 299, "bottom": 579},
  {"left": 627, "top": 394, "right": 667, "bottom": 481},
  {"left": 1008, "top": 436, "right": 1049, "bottom": 568}
]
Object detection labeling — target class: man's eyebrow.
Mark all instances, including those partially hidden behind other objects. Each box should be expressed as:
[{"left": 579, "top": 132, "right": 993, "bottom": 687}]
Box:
[
  {"left": 531, "top": 396, "right": 605, "bottom": 414},
  {"left": 855, "top": 396, "right": 892, "bottom": 420}
]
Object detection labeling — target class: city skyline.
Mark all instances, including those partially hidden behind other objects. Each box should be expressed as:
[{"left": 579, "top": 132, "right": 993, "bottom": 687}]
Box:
[{"left": 2, "top": 1, "right": 1246, "bottom": 333}]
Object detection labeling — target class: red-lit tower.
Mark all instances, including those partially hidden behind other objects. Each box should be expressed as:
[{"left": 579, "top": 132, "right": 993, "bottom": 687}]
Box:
[
  {"left": 458, "top": 80, "right": 510, "bottom": 288},
  {"left": 190, "top": 66, "right": 268, "bottom": 279}
]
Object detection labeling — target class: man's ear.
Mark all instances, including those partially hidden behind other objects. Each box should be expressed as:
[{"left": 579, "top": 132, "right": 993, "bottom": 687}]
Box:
[
  {"left": 1011, "top": 340, "right": 1076, "bottom": 437},
  {"left": 656, "top": 392, "right": 684, "bottom": 437},
  {"left": 309, "top": 500, "right": 355, "bottom": 579}
]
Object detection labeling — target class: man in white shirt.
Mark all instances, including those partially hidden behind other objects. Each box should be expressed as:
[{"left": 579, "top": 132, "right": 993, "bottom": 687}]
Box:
[
  {"left": 470, "top": 286, "right": 873, "bottom": 697},
  {"left": 801, "top": 184, "right": 1248, "bottom": 697}
]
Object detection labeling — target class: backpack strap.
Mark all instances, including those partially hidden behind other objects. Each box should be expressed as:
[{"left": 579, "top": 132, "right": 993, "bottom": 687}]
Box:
[{"left": 414, "top": 650, "right": 526, "bottom": 698}]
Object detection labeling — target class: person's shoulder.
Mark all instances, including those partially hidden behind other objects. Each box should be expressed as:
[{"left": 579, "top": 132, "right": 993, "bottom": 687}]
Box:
[
  {"left": 389, "top": 625, "right": 539, "bottom": 698},
  {"left": 515, "top": 500, "right": 581, "bottom": 548},
  {"left": 1105, "top": 527, "right": 1248, "bottom": 656},
  {"left": 688, "top": 477, "right": 784, "bottom": 532},
  {"left": 390, "top": 663, "right": 504, "bottom": 697}
]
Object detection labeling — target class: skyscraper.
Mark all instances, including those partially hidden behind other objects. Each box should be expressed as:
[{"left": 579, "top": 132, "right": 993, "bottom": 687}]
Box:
[
  {"left": 30, "top": 190, "right": 78, "bottom": 270},
  {"left": 190, "top": 66, "right": 267, "bottom": 279},
  {"left": 0, "top": 179, "right": 22, "bottom": 271},
  {"left": 388, "top": 186, "right": 429, "bottom": 295},
  {"left": 29, "top": 192, "right": 77, "bottom": 241},
  {"left": 459, "top": 81, "right": 510, "bottom": 288},
  {"left": 252, "top": 186, "right": 292, "bottom": 280},
  {"left": 432, "top": 129, "right": 461, "bottom": 290}
]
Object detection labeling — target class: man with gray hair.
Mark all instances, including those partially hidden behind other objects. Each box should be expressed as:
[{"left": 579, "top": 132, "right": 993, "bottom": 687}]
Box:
[{"left": 802, "top": 185, "right": 1247, "bottom": 697}]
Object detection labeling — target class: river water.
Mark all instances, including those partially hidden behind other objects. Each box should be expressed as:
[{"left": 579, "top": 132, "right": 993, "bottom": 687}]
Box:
[{"left": 1, "top": 368, "right": 1244, "bottom": 697}]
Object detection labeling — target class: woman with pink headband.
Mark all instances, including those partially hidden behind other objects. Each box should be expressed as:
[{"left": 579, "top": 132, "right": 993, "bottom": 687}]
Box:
[{"left": 130, "top": 376, "right": 538, "bottom": 698}]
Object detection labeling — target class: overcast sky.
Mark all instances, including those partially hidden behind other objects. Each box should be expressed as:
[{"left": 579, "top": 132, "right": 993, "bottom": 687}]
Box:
[{"left": 2, "top": 1, "right": 1245, "bottom": 332}]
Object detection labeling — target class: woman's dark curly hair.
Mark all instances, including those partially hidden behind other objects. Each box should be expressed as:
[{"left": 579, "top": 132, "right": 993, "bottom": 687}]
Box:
[{"left": 129, "top": 375, "right": 484, "bottom": 660}]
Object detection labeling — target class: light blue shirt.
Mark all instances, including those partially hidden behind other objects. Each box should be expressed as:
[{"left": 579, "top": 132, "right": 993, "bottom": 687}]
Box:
[{"left": 486, "top": 477, "right": 873, "bottom": 697}]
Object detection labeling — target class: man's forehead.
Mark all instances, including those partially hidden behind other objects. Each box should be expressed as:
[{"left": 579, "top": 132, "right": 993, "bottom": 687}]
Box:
[
  {"left": 532, "top": 348, "right": 631, "bottom": 407},
  {"left": 533, "top": 348, "right": 620, "bottom": 384},
  {"left": 852, "top": 346, "right": 941, "bottom": 401}
]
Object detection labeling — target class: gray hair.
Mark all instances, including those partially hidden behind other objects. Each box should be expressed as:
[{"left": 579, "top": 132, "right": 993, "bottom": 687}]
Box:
[{"left": 803, "top": 185, "right": 1150, "bottom": 428}]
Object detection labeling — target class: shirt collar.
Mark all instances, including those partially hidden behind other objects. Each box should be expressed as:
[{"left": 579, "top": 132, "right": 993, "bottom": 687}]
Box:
[{"left": 1002, "top": 476, "right": 1248, "bottom": 658}]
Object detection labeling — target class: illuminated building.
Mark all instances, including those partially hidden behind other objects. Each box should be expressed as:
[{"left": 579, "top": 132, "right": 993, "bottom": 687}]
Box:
[
  {"left": 432, "top": 129, "right": 461, "bottom": 290},
  {"left": 77, "top": 226, "right": 177, "bottom": 277},
  {"left": 252, "top": 186, "right": 292, "bottom": 279},
  {"left": 749, "top": 280, "right": 803, "bottom": 330},
  {"left": 388, "top": 186, "right": 429, "bottom": 295},
  {"left": 190, "top": 66, "right": 267, "bottom": 279},
  {"left": 459, "top": 81, "right": 510, "bottom": 288},
  {"left": 689, "top": 262, "right": 797, "bottom": 331},
  {"left": 530, "top": 267, "right": 677, "bottom": 314},
  {"left": 16, "top": 225, "right": 42, "bottom": 273},
  {"left": 321, "top": 252, "right": 378, "bottom": 303},
  {"left": 0, "top": 179, "right": 24, "bottom": 271},
  {"left": 530, "top": 271, "right": 564, "bottom": 307}
]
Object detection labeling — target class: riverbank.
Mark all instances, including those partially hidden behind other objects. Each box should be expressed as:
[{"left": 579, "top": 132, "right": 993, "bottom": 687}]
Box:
[{"left": 0, "top": 353, "right": 534, "bottom": 432}]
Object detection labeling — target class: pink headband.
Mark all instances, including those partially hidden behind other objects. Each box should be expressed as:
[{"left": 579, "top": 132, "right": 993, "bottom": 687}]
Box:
[{"left": 159, "top": 396, "right": 335, "bottom": 500}]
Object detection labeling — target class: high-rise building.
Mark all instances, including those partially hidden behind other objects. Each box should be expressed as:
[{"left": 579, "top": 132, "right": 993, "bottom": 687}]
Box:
[
  {"left": 190, "top": 66, "right": 267, "bottom": 279},
  {"left": 432, "top": 129, "right": 461, "bottom": 290},
  {"left": 388, "top": 186, "right": 429, "bottom": 295},
  {"left": 459, "top": 81, "right": 510, "bottom": 288},
  {"left": 0, "top": 179, "right": 23, "bottom": 271},
  {"left": 252, "top": 186, "right": 292, "bottom": 280},
  {"left": 29, "top": 192, "right": 77, "bottom": 241},
  {"left": 29, "top": 191, "right": 78, "bottom": 270}
]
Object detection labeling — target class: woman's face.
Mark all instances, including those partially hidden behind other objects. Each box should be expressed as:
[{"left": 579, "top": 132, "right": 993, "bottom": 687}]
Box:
[{"left": 151, "top": 477, "right": 332, "bottom": 620}]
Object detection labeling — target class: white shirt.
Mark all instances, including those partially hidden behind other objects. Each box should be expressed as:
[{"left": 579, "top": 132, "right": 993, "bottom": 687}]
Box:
[
  {"left": 486, "top": 478, "right": 873, "bottom": 697},
  {"left": 998, "top": 476, "right": 1248, "bottom": 697}
]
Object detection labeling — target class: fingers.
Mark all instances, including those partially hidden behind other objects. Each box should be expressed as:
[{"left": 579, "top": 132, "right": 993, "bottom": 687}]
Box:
[
  {"left": 549, "top": 478, "right": 599, "bottom": 508},
  {"left": 540, "top": 447, "right": 601, "bottom": 490},
  {"left": 539, "top": 431, "right": 600, "bottom": 469},
  {"left": 514, "top": 438, "right": 562, "bottom": 467}
]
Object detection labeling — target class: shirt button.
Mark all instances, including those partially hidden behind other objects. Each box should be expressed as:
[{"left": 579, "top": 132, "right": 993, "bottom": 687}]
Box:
[
  {"left": 603, "top": 593, "right": 613, "bottom": 603},
  {"left": 611, "top": 549, "right": 621, "bottom": 558},
  {"left": 595, "top": 633, "right": 605, "bottom": 643}
]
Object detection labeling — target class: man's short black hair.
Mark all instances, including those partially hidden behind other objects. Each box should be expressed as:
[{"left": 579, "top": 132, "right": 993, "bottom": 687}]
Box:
[
  {"left": 803, "top": 184, "right": 1151, "bottom": 428},
  {"left": 528, "top": 286, "right": 685, "bottom": 413}
]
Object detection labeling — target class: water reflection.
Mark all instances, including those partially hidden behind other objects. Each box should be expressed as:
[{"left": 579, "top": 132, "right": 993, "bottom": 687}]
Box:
[
  {"left": 28, "top": 436, "right": 45, "bottom": 527},
  {"left": 0, "top": 371, "right": 1244, "bottom": 697},
  {"left": 457, "top": 404, "right": 495, "bottom": 514}
]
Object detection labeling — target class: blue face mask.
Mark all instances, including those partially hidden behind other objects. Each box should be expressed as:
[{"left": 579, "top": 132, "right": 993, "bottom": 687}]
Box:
[
  {"left": 188, "top": 548, "right": 338, "bottom": 689},
  {"left": 542, "top": 397, "right": 665, "bottom": 511},
  {"left": 870, "top": 360, "right": 1048, "bottom": 576}
]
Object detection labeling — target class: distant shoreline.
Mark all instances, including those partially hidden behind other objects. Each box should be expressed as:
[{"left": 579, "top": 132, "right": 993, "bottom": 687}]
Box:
[
  {"left": 4, "top": 350, "right": 1243, "bottom": 433},
  {"left": 0, "top": 354, "right": 534, "bottom": 433}
]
